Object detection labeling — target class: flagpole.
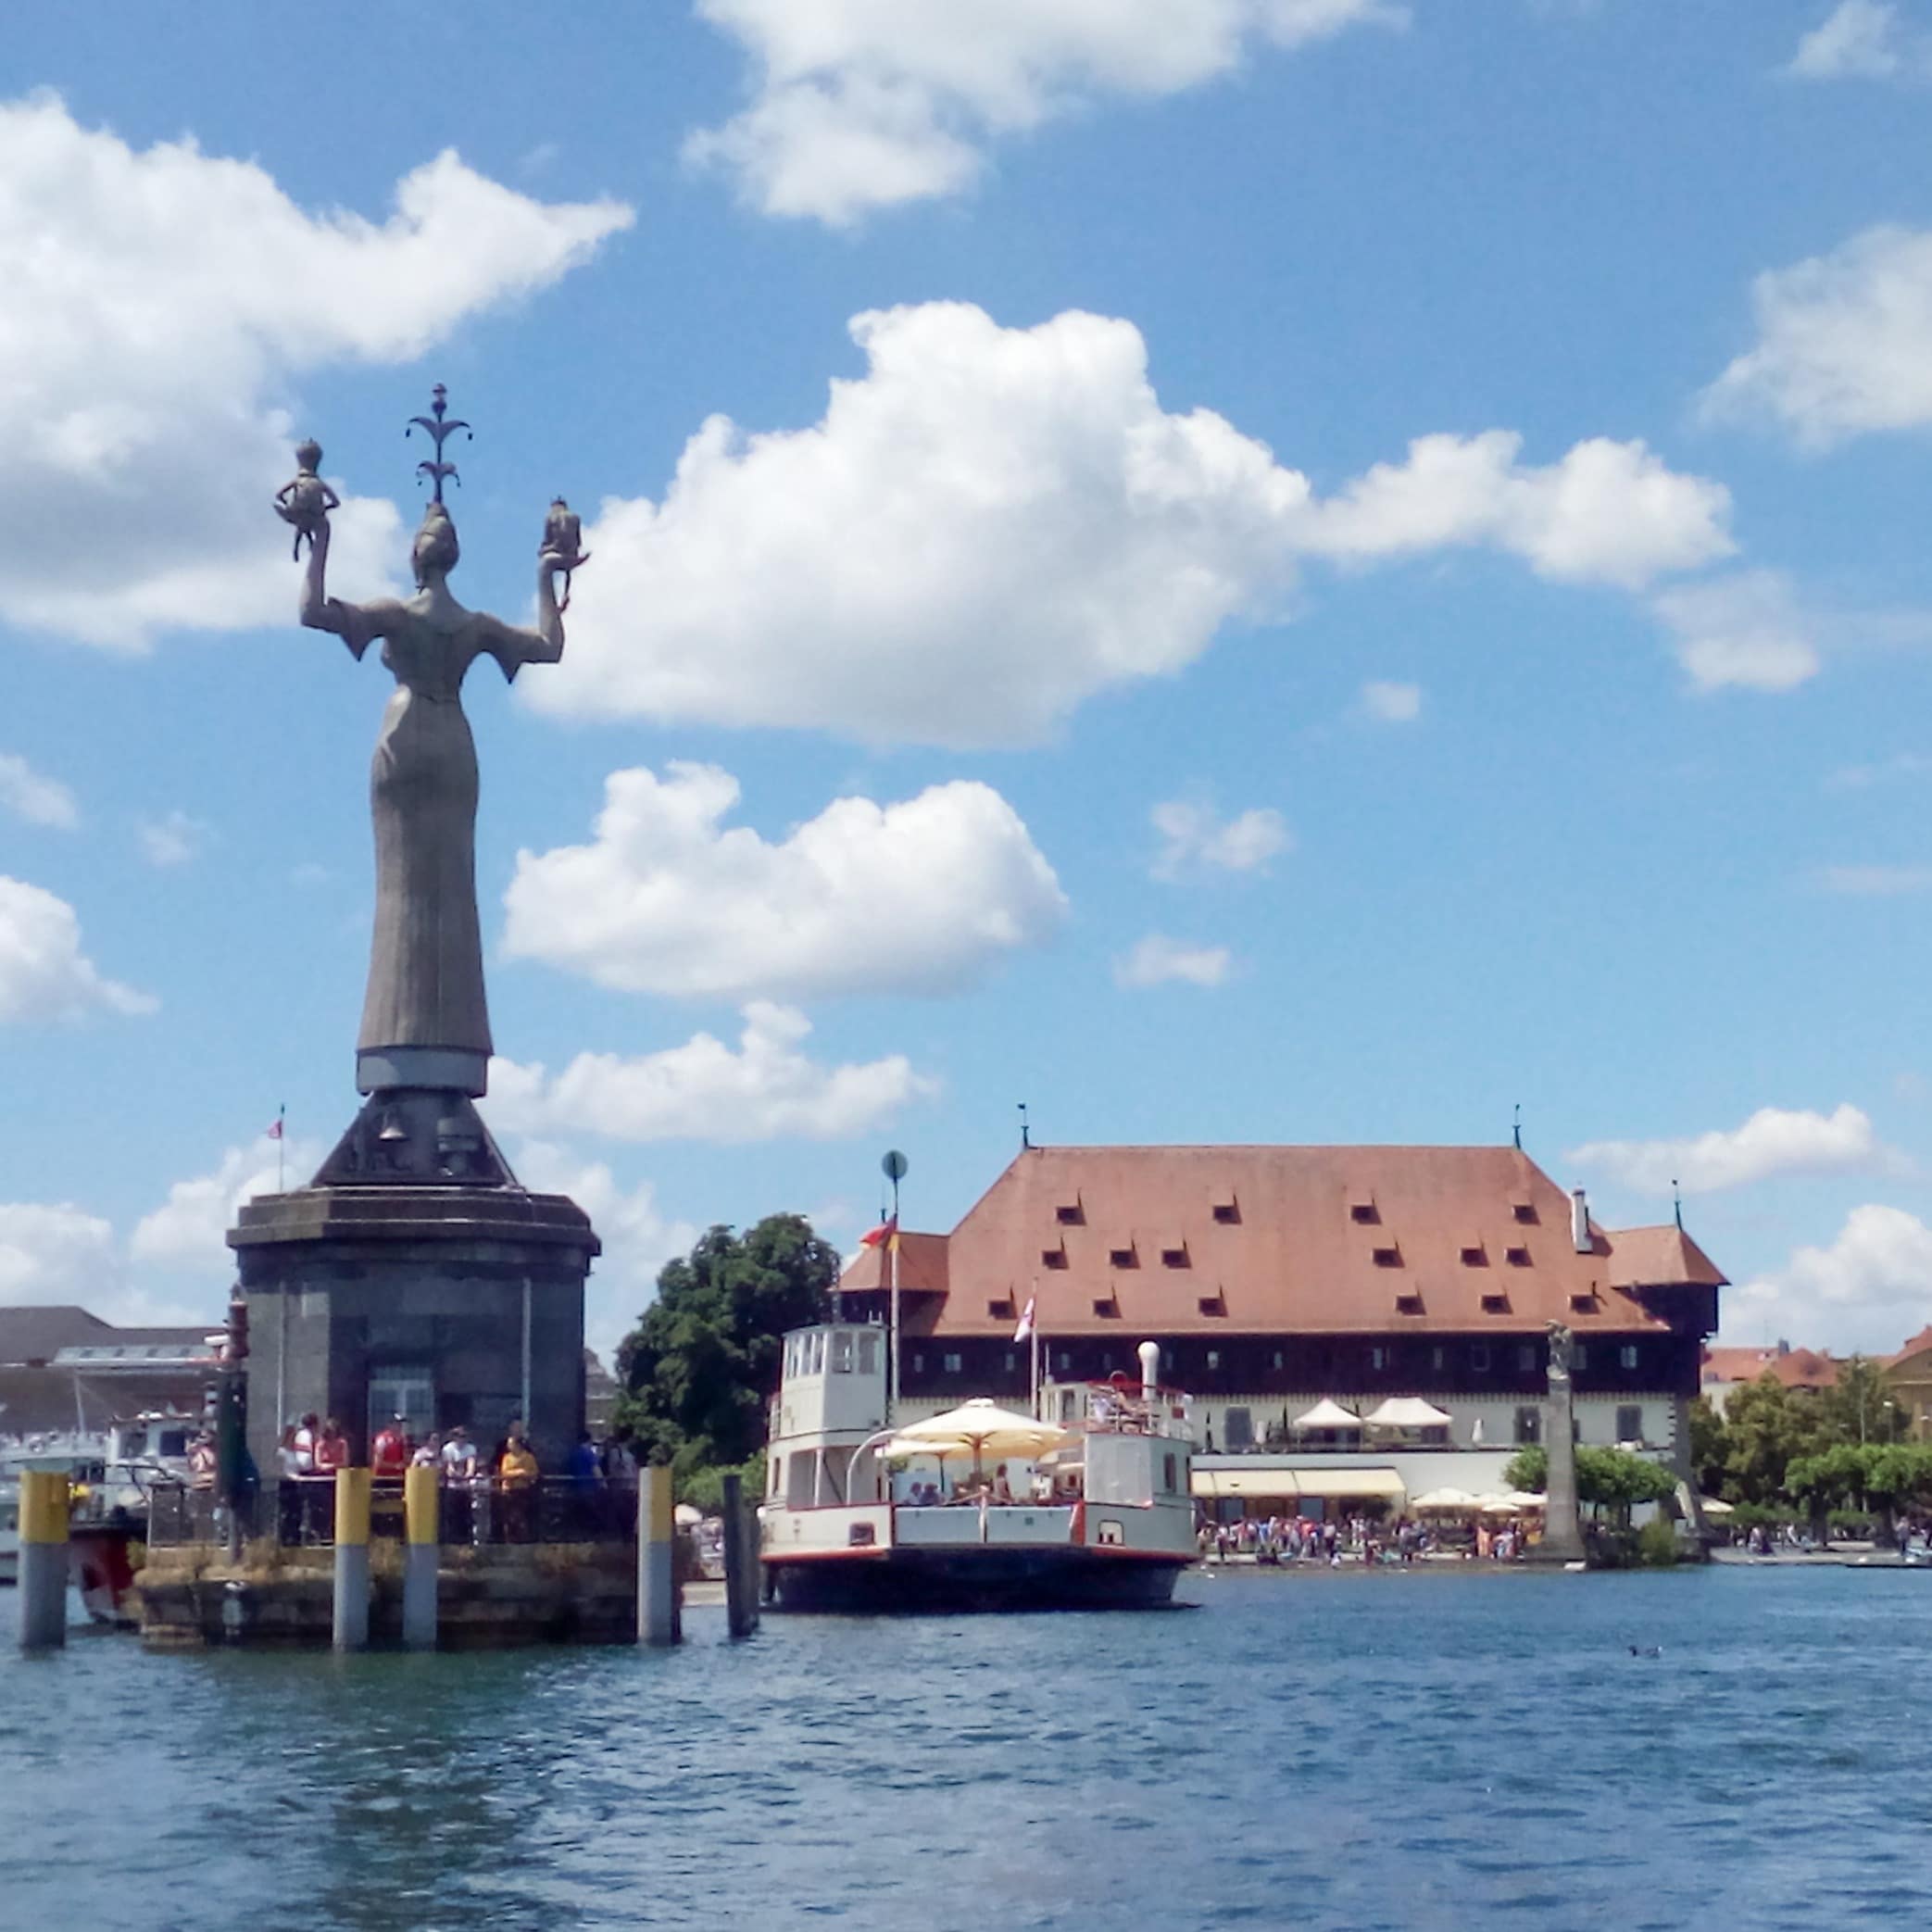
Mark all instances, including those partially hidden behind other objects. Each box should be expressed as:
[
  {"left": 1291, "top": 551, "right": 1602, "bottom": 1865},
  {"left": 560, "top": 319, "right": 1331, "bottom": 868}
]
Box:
[
  {"left": 881, "top": 1149, "right": 908, "bottom": 1426},
  {"left": 277, "top": 1103, "right": 286, "bottom": 1192},
  {"left": 1029, "top": 1273, "right": 1041, "bottom": 1420}
]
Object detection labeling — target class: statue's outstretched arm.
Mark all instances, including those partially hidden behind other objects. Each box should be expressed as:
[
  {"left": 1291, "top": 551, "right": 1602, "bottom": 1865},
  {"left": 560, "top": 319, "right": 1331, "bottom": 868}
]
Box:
[
  {"left": 298, "top": 515, "right": 403, "bottom": 662},
  {"left": 478, "top": 558, "right": 565, "bottom": 682}
]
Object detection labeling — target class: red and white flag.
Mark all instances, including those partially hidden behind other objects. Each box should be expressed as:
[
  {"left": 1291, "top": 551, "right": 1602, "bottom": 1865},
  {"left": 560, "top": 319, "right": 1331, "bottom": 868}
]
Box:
[
  {"left": 265, "top": 1115, "right": 284, "bottom": 1142},
  {"left": 859, "top": 1216, "right": 898, "bottom": 1251},
  {"left": 1012, "top": 1296, "right": 1035, "bottom": 1343}
]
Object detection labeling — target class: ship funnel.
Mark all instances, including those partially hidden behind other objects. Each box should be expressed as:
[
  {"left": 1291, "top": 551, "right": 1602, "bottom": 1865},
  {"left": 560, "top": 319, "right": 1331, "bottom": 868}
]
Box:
[{"left": 1137, "top": 1339, "right": 1161, "bottom": 1400}]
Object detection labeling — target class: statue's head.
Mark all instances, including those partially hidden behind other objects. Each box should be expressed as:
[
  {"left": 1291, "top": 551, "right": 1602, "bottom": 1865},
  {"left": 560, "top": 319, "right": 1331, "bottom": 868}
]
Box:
[
  {"left": 411, "top": 504, "right": 460, "bottom": 586},
  {"left": 295, "top": 437, "right": 322, "bottom": 473}
]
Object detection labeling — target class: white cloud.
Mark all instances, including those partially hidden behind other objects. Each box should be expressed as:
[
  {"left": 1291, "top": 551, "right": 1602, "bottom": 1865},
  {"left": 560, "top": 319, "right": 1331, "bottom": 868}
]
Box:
[
  {"left": 1303, "top": 431, "right": 1733, "bottom": 590},
  {"left": 1653, "top": 571, "right": 1821, "bottom": 694},
  {"left": 1569, "top": 1103, "right": 1893, "bottom": 1197},
  {"left": 136, "top": 809, "right": 211, "bottom": 869},
  {"left": 1817, "top": 863, "right": 1932, "bottom": 895},
  {"left": 1114, "top": 933, "right": 1232, "bottom": 988},
  {"left": 0, "top": 753, "right": 77, "bottom": 829},
  {"left": 0, "top": 875, "right": 155, "bottom": 1022},
  {"left": 1727, "top": 1204, "right": 1932, "bottom": 1354},
  {"left": 1825, "top": 753, "right": 1932, "bottom": 791},
  {"left": 508, "top": 1139, "right": 700, "bottom": 1360},
  {"left": 504, "top": 762, "right": 1067, "bottom": 1002},
  {"left": 532, "top": 304, "right": 1734, "bottom": 748},
  {"left": 1361, "top": 679, "right": 1422, "bottom": 722},
  {"left": 487, "top": 1003, "right": 935, "bottom": 1144},
  {"left": 0, "top": 93, "right": 630, "bottom": 650},
  {"left": 1788, "top": 2, "right": 1931, "bottom": 82},
  {"left": 0, "top": 1201, "right": 118, "bottom": 1305},
  {"left": 687, "top": 0, "right": 1405, "bottom": 224},
  {"left": 1704, "top": 225, "right": 1932, "bottom": 444},
  {"left": 1150, "top": 797, "right": 1290, "bottom": 881},
  {"left": 130, "top": 1133, "right": 320, "bottom": 1270}
]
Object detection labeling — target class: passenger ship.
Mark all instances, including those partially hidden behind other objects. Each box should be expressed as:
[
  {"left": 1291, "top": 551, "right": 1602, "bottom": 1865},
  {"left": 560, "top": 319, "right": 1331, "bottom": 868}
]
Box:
[{"left": 760, "top": 1324, "right": 1196, "bottom": 1612}]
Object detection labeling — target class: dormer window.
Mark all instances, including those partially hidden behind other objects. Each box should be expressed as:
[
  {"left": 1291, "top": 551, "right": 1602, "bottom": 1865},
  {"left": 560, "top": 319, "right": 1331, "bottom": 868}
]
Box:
[
  {"left": 1373, "top": 1245, "right": 1401, "bottom": 1267},
  {"left": 1110, "top": 1244, "right": 1139, "bottom": 1269},
  {"left": 987, "top": 1297, "right": 1016, "bottom": 1320},
  {"left": 1211, "top": 1193, "right": 1240, "bottom": 1224},
  {"left": 1505, "top": 1245, "right": 1532, "bottom": 1266},
  {"left": 1480, "top": 1291, "right": 1511, "bottom": 1313},
  {"left": 1511, "top": 1198, "right": 1537, "bottom": 1224},
  {"left": 1092, "top": 1297, "right": 1121, "bottom": 1319},
  {"left": 1042, "top": 1248, "right": 1069, "bottom": 1270},
  {"left": 1350, "top": 1198, "right": 1380, "bottom": 1224},
  {"left": 1569, "top": 1291, "right": 1598, "bottom": 1313},
  {"left": 1056, "top": 1200, "right": 1085, "bottom": 1225},
  {"left": 1160, "top": 1243, "right": 1190, "bottom": 1269},
  {"left": 1395, "top": 1291, "right": 1424, "bottom": 1315},
  {"left": 1197, "top": 1294, "right": 1227, "bottom": 1317},
  {"left": 1460, "top": 1244, "right": 1487, "bottom": 1267}
]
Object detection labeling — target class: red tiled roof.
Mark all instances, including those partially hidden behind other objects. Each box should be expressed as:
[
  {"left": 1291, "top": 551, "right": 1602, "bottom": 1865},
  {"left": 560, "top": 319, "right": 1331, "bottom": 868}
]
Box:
[
  {"left": 1607, "top": 1224, "right": 1727, "bottom": 1290},
  {"left": 1886, "top": 1325, "right": 1932, "bottom": 1369},
  {"left": 1701, "top": 1344, "right": 1838, "bottom": 1391},
  {"left": 838, "top": 1145, "right": 1705, "bottom": 1338}
]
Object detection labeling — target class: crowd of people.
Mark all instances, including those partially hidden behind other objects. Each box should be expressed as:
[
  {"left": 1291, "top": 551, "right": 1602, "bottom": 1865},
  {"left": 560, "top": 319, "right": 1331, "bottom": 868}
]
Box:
[{"left": 1198, "top": 1512, "right": 1532, "bottom": 1564}]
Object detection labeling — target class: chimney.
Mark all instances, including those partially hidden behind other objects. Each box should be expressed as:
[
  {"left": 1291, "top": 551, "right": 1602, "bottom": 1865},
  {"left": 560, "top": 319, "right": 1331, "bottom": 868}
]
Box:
[{"left": 1570, "top": 1187, "right": 1591, "bottom": 1254}]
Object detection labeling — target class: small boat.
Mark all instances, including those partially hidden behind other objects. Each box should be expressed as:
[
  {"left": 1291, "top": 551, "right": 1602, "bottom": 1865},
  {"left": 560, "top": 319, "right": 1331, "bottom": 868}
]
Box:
[{"left": 760, "top": 1325, "right": 1196, "bottom": 1612}]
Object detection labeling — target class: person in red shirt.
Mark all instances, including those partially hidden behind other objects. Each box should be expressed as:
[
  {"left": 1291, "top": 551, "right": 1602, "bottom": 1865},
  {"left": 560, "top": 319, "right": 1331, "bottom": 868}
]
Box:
[
  {"left": 313, "top": 1417, "right": 350, "bottom": 1473},
  {"left": 371, "top": 1414, "right": 409, "bottom": 1478}
]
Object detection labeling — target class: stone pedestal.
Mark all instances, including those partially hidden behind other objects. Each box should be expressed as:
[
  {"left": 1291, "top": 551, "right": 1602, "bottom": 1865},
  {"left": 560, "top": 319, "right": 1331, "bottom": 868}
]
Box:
[
  {"left": 230, "top": 1141, "right": 598, "bottom": 1476},
  {"left": 1535, "top": 1376, "right": 1587, "bottom": 1565}
]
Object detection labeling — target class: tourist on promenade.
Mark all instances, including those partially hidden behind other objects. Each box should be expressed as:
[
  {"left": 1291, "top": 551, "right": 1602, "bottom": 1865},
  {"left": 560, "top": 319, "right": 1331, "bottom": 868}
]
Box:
[
  {"left": 600, "top": 1428, "right": 638, "bottom": 1484},
  {"left": 315, "top": 1416, "right": 349, "bottom": 1473},
  {"left": 275, "top": 1423, "right": 308, "bottom": 1543},
  {"left": 441, "top": 1424, "right": 479, "bottom": 1541},
  {"left": 410, "top": 1433, "right": 442, "bottom": 1469},
  {"left": 372, "top": 1413, "right": 409, "bottom": 1479},
  {"left": 499, "top": 1430, "right": 540, "bottom": 1542}
]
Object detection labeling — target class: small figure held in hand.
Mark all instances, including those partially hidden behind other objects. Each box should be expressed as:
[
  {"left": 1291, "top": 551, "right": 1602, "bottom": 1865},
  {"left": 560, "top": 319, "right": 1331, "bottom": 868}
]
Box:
[
  {"left": 274, "top": 439, "right": 342, "bottom": 559},
  {"left": 540, "top": 496, "right": 590, "bottom": 612}
]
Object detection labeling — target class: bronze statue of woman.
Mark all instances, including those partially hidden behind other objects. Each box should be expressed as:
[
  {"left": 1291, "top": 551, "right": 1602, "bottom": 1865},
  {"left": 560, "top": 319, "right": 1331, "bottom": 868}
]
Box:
[{"left": 298, "top": 495, "right": 567, "bottom": 1100}]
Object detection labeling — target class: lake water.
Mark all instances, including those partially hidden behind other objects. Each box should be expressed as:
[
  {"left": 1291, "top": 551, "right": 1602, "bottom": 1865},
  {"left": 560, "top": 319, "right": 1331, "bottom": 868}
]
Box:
[{"left": 1, "top": 1563, "right": 1927, "bottom": 1930}]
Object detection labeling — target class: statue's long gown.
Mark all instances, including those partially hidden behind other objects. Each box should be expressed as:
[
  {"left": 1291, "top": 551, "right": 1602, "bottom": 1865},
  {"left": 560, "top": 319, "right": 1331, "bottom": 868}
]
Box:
[{"left": 344, "top": 611, "right": 537, "bottom": 1065}]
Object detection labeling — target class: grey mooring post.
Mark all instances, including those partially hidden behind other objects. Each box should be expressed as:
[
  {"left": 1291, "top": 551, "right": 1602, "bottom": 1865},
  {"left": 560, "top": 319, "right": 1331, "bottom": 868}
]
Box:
[
  {"left": 637, "top": 1465, "right": 679, "bottom": 1647},
  {"left": 721, "top": 1473, "right": 758, "bottom": 1637},
  {"left": 402, "top": 1464, "right": 439, "bottom": 1650},
  {"left": 18, "top": 1472, "right": 69, "bottom": 1650},
  {"left": 332, "top": 1469, "right": 371, "bottom": 1651}
]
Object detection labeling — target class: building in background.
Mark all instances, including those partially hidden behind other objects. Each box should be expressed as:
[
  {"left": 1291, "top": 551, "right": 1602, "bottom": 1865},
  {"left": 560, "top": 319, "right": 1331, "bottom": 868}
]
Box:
[
  {"left": 0, "top": 1305, "right": 218, "bottom": 1439},
  {"left": 836, "top": 1144, "right": 1725, "bottom": 1499},
  {"left": 1700, "top": 1341, "right": 1839, "bottom": 1415}
]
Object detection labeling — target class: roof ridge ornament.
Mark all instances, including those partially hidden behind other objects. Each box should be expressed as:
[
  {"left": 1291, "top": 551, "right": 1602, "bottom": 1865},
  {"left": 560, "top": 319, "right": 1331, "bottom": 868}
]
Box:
[{"left": 408, "top": 383, "right": 471, "bottom": 504}]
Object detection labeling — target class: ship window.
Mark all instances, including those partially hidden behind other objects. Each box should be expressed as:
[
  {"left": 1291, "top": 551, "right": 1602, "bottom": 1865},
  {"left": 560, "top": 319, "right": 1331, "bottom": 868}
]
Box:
[
  {"left": 1506, "top": 1246, "right": 1532, "bottom": 1266},
  {"left": 769, "top": 1455, "right": 784, "bottom": 1496},
  {"left": 808, "top": 1332, "right": 825, "bottom": 1374},
  {"left": 1373, "top": 1246, "right": 1401, "bottom": 1267},
  {"left": 784, "top": 1337, "right": 796, "bottom": 1376},
  {"left": 832, "top": 1332, "right": 854, "bottom": 1374},
  {"left": 1042, "top": 1248, "right": 1069, "bottom": 1269},
  {"left": 942, "top": 1352, "right": 962, "bottom": 1375},
  {"left": 1163, "top": 1453, "right": 1179, "bottom": 1493},
  {"left": 859, "top": 1334, "right": 878, "bottom": 1375},
  {"left": 1056, "top": 1201, "right": 1085, "bottom": 1224},
  {"left": 1110, "top": 1246, "right": 1138, "bottom": 1269}
]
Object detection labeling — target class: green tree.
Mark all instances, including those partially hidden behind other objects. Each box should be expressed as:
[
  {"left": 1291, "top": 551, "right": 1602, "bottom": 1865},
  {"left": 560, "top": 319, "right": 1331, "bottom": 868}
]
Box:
[
  {"left": 1502, "top": 1444, "right": 1677, "bottom": 1525},
  {"left": 1687, "top": 1395, "right": 1730, "bottom": 1499},
  {"left": 614, "top": 1214, "right": 842, "bottom": 1482},
  {"left": 1722, "top": 1374, "right": 1827, "bottom": 1504},
  {"left": 1820, "top": 1357, "right": 1903, "bottom": 1448}
]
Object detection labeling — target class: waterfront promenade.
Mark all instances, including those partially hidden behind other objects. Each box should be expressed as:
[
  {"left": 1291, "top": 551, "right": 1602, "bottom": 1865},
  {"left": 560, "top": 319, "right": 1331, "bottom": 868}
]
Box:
[{"left": 4, "top": 1563, "right": 1929, "bottom": 1928}]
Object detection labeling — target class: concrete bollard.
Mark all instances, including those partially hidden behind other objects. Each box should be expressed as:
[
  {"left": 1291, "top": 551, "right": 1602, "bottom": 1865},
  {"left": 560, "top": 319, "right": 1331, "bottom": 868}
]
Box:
[
  {"left": 721, "top": 1473, "right": 759, "bottom": 1638},
  {"left": 332, "top": 1468, "right": 371, "bottom": 1652},
  {"left": 636, "top": 1465, "right": 679, "bottom": 1647},
  {"left": 402, "top": 1464, "right": 439, "bottom": 1651},
  {"left": 18, "top": 1471, "right": 69, "bottom": 1650}
]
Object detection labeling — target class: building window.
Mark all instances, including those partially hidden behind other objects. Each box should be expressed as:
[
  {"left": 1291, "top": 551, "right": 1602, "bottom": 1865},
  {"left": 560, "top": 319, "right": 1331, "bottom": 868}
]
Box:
[
  {"left": 1110, "top": 1246, "right": 1138, "bottom": 1269},
  {"left": 1431, "top": 1346, "right": 1446, "bottom": 1372},
  {"left": 1272, "top": 1350, "right": 1285, "bottom": 1370},
  {"left": 1056, "top": 1351, "right": 1071, "bottom": 1373},
  {"left": 1004, "top": 1351, "right": 1016, "bottom": 1372},
  {"left": 1569, "top": 1292, "right": 1597, "bottom": 1313},
  {"left": 942, "top": 1352, "right": 962, "bottom": 1374},
  {"left": 1512, "top": 1200, "right": 1537, "bottom": 1224},
  {"left": 1461, "top": 1245, "right": 1487, "bottom": 1266},
  {"left": 1350, "top": 1199, "right": 1379, "bottom": 1223},
  {"left": 910, "top": 1352, "right": 925, "bottom": 1374},
  {"left": 1223, "top": 1407, "right": 1254, "bottom": 1449},
  {"left": 1513, "top": 1406, "right": 1541, "bottom": 1445},
  {"left": 1161, "top": 1245, "right": 1190, "bottom": 1269},
  {"left": 1619, "top": 1344, "right": 1639, "bottom": 1371},
  {"left": 1212, "top": 1200, "right": 1240, "bottom": 1224},
  {"left": 1197, "top": 1295, "right": 1226, "bottom": 1317},
  {"left": 1506, "top": 1246, "right": 1531, "bottom": 1266},
  {"left": 1471, "top": 1344, "right": 1491, "bottom": 1372},
  {"left": 1516, "top": 1344, "right": 1537, "bottom": 1372},
  {"left": 1206, "top": 1350, "right": 1222, "bottom": 1371},
  {"left": 1574, "top": 1343, "right": 1589, "bottom": 1371},
  {"left": 1370, "top": 1346, "right": 1389, "bottom": 1371},
  {"left": 1042, "top": 1248, "right": 1069, "bottom": 1269},
  {"left": 1056, "top": 1202, "right": 1084, "bottom": 1224},
  {"left": 1093, "top": 1297, "right": 1120, "bottom": 1318},
  {"left": 1396, "top": 1291, "right": 1424, "bottom": 1315},
  {"left": 1373, "top": 1246, "right": 1401, "bottom": 1267},
  {"left": 987, "top": 1298, "right": 1015, "bottom": 1319},
  {"left": 1480, "top": 1292, "right": 1510, "bottom": 1313},
  {"left": 1616, "top": 1404, "right": 1643, "bottom": 1444}
]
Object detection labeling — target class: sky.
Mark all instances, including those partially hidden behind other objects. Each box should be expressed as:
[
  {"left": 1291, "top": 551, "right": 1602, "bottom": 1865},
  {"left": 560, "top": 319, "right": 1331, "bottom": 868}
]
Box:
[{"left": 4, "top": 1, "right": 1932, "bottom": 1362}]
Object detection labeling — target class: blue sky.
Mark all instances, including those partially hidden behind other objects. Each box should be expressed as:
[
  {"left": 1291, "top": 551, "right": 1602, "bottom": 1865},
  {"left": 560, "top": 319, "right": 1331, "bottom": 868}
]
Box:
[{"left": 6, "top": 1, "right": 1932, "bottom": 1360}]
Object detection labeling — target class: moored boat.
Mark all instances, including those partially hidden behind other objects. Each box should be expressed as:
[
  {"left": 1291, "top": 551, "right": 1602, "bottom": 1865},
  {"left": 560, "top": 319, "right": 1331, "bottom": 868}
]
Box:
[{"left": 761, "top": 1325, "right": 1195, "bottom": 1612}]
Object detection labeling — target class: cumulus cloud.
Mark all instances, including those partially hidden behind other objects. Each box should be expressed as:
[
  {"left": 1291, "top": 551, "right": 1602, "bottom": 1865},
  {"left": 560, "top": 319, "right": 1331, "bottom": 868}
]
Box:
[
  {"left": 0, "top": 753, "right": 77, "bottom": 829},
  {"left": 1150, "top": 797, "right": 1290, "bottom": 881},
  {"left": 0, "top": 1201, "right": 119, "bottom": 1305},
  {"left": 0, "top": 875, "right": 155, "bottom": 1022},
  {"left": 1788, "top": 2, "right": 1931, "bottom": 82},
  {"left": 1727, "top": 1204, "right": 1932, "bottom": 1354},
  {"left": 504, "top": 762, "right": 1067, "bottom": 1001},
  {"left": 508, "top": 1138, "right": 700, "bottom": 1358},
  {"left": 1114, "top": 934, "right": 1232, "bottom": 988},
  {"left": 130, "top": 1133, "right": 321, "bottom": 1270},
  {"left": 1652, "top": 571, "right": 1821, "bottom": 694},
  {"left": 532, "top": 304, "right": 1734, "bottom": 748},
  {"left": 1568, "top": 1103, "right": 1893, "bottom": 1197},
  {"left": 1361, "top": 679, "right": 1422, "bottom": 722},
  {"left": 136, "top": 809, "right": 211, "bottom": 869},
  {"left": 1704, "top": 225, "right": 1932, "bottom": 444},
  {"left": 487, "top": 1003, "right": 936, "bottom": 1144},
  {"left": 0, "top": 93, "right": 630, "bottom": 649},
  {"left": 687, "top": 0, "right": 1405, "bottom": 224}
]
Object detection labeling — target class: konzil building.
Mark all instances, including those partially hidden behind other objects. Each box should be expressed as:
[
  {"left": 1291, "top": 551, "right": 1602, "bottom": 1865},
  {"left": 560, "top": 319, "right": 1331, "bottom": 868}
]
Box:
[{"left": 836, "top": 1144, "right": 1725, "bottom": 1479}]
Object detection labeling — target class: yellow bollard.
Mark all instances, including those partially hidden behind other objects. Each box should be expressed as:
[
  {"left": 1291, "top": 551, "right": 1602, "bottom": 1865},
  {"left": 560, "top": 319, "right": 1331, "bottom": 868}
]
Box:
[
  {"left": 636, "top": 1465, "right": 678, "bottom": 1646},
  {"left": 19, "top": 1471, "right": 69, "bottom": 1650},
  {"left": 332, "top": 1468, "right": 371, "bottom": 1651},
  {"left": 402, "top": 1464, "right": 438, "bottom": 1650}
]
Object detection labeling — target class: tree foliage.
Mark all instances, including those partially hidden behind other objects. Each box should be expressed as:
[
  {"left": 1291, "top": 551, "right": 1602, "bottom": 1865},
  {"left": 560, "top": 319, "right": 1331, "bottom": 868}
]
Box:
[
  {"left": 613, "top": 1214, "right": 841, "bottom": 1481},
  {"left": 1502, "top": 1443, "right": 1678, "bottom": 1523},
  {"left": 1695, "top": 1361, "right": 1913, "bottom": 1512}
]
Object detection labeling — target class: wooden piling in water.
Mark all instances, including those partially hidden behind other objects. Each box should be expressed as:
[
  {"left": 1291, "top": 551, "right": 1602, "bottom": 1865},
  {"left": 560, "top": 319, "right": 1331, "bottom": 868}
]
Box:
[
  {"left": 402, "top": 1464, "right": 438, "bottom": 1650},
  {"left": 18, "top": 1470, "right": 69, "bottom": 1650},
  {"left": 722, "top": 1473, "right": 759, "bottom": 1637},
  {"left": 332, "top": 1468, "right": 370, "bottom": 1652}
]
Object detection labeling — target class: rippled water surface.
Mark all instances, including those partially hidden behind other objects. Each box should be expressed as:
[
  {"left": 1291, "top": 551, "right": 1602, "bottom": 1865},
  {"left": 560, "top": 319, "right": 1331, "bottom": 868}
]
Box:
[{"left": 3, "top": 1565, "right": 1930, "bottom": 1930}]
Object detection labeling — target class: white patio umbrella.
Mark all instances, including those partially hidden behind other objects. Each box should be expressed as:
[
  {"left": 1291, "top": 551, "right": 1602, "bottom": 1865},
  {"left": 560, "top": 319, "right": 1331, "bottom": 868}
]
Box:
[
  {"left": 887, "top": 1399, "right": 1074, "bottom": 1470},
  {"left": 1411, "top": 1487, "right": 1479, "bottom": 1512},
  {"left": 1362, "top": 1397, "right": 1453, "bottom": 1429},
  {"left": 1291, "top": 1399, "right": 1362, "bottom": 1430}
]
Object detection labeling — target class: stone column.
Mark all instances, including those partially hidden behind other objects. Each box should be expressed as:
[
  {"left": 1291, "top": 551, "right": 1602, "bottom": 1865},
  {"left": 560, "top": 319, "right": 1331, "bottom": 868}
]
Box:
[{"left": 1537, "top": 1323, "right": 1587, "bottom": 1563}]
